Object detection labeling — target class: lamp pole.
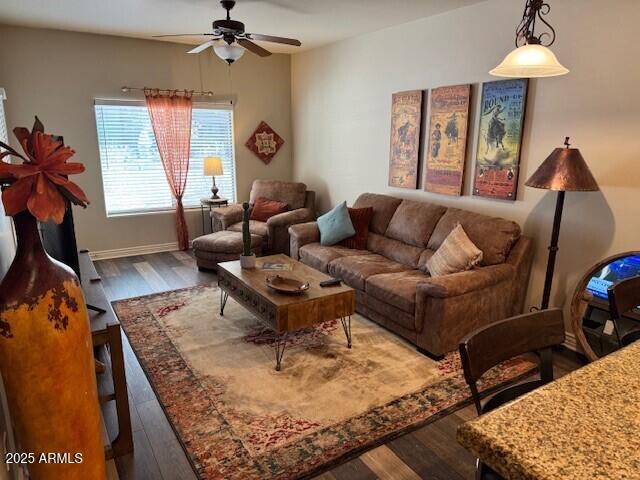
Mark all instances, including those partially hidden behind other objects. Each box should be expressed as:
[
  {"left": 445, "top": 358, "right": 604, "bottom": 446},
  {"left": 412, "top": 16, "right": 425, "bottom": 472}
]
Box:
[
  {"left": 211, "top": 175, "right": 219, "bottom": 199},
  {"left": 540, "top": 190, "right": 565, "bottom": 310}
]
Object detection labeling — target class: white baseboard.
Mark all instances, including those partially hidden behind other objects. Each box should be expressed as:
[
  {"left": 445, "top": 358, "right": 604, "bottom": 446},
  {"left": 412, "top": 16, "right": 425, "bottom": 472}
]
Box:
[
  {"left": 89, "top": 242, "right": 180, "bottom": 261},
  {"left": 563, "top": 331, "right": 578, "bottom": 352}
]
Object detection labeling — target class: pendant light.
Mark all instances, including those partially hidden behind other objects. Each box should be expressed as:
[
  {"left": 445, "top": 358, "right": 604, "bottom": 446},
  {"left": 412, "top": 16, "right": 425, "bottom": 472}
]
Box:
[{"left": 491, "top": 0, "right": 568, "bottom": 78}]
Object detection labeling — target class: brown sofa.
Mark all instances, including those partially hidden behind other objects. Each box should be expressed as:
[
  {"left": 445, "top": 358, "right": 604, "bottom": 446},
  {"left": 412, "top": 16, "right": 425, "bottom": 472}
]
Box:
[
  {"left": 211, "top": 180, "right": 316, "bottom": 255},
  {"left": 289, "top": 193, "right": 533, "bottom": 358}
]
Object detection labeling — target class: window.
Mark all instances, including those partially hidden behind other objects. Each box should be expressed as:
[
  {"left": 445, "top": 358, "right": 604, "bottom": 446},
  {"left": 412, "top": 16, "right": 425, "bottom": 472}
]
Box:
[{"left": 94, "top": 100, "right": 236, "bottom": 216}]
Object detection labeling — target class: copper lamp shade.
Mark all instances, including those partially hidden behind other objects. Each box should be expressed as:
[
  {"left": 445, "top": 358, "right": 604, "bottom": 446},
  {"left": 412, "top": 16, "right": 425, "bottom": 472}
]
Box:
[{"left": 525, "top": 145, "right": 599, "bottom": 192}]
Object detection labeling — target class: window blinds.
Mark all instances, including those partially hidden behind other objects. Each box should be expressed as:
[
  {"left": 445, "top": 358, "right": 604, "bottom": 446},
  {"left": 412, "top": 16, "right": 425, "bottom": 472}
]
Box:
[{"left": 94, "top": 100, "right": 236, "bottom": 216}]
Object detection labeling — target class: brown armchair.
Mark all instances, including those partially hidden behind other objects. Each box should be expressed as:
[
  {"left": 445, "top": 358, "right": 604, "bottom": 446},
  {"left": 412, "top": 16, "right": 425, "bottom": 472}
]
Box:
[{"left": 211, "top": 180, "right": 316, "bottom": 255}]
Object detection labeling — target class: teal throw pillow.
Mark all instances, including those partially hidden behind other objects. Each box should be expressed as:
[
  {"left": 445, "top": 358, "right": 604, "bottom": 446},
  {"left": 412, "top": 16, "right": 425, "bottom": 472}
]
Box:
[{"left": 317, "top": 201, "right": 356, "bottom": 246}]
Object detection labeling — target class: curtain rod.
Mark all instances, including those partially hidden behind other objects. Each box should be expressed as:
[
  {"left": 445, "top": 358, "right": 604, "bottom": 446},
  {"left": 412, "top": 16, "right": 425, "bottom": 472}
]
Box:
[
  {"left": 121, "top": 86, "right": 233, "bottom": 105},
  {"left": 121, "top": 86, "right": 214, "bottom": 96}
]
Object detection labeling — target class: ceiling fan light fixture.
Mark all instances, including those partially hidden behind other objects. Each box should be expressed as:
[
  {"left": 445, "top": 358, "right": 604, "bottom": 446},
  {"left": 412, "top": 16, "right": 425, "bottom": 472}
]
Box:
[
  {"left": 490, "top": 43, "right": 569, "bottom": 78},
  {"left": 214, "top": 41, "right": 245, "bottom": 64}
]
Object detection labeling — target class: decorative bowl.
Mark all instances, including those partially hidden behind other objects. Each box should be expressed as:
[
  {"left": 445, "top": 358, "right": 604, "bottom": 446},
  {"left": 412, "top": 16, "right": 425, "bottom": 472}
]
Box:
[{"left": 265, "top": 274, "right": 310, "bottom": 294}]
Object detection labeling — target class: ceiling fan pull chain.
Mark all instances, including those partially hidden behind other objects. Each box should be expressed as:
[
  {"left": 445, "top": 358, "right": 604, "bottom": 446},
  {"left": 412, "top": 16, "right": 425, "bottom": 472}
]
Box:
[{"left": 228, "top": 63, "right": 234, "bottom": 105}]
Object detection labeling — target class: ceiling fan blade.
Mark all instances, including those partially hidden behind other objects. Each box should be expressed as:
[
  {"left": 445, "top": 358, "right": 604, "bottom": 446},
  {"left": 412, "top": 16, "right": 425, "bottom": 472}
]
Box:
[
  {"left": 237, "top": 39, "right": 272, "bottom": 57},
  {"left": 188, "top": 41, "right": 216, "bottom": 54},
  {"left": 153, "top": 33, "right": 217, "bottom": 38},
  {"left": 245, "top": 33, "right": 301, "bottom": 46}
]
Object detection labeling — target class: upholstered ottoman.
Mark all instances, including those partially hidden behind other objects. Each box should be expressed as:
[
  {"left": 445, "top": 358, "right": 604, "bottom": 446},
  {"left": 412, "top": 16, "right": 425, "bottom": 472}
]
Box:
[{"left": 192, "top": 231, "right": 262, "bottom": 271}]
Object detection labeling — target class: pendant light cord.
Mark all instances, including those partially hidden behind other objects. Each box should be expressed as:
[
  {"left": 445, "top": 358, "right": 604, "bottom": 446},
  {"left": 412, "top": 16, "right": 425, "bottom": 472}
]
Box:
[
  {"left": 227, "top": 63, "right": 234, "bottom": 107},
  {"left": 198, "top": 54, "right": 205, "bottom": 92}
]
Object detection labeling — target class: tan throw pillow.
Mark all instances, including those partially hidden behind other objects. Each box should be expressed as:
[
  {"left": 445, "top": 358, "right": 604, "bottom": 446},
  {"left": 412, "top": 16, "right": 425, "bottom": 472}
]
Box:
[{"left": 426, "top": 223, "right": 483, "bottom": 277}]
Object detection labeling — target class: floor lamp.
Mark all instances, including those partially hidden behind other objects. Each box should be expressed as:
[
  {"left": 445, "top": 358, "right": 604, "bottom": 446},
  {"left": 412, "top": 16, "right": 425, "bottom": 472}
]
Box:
[{"left": 525, "top": 137, "right": 599, "bottom": 310}]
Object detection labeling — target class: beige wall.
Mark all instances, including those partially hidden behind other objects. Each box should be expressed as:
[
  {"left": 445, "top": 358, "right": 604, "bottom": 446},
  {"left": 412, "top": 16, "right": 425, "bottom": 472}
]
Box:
[
  {"left": 0, "top": 25, "right": 292, "bottom": 252},
  {"left": 291, "top": 0, "right": 640, "bottom": 326}
]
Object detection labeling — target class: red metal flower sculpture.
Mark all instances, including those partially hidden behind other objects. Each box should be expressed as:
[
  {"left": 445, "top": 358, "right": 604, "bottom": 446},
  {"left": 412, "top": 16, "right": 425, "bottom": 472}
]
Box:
[{"left": 0, "top": 117, "right": 88, "bottom": 224}]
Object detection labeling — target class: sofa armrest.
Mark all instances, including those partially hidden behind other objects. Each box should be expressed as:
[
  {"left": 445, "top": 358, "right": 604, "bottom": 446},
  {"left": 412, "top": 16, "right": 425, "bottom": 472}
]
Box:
[
  {"left": 418, "top": 264, "right": 514, "bottom": 298},
  {"left": 506, "top": 236, "right": 533, "bottom": 316},
  {"left": 266, "top": 209, "right": 316, "bottom": 255},
  {"left": 267, "top": 208, "right": 315, "bottom": 228},
  {"left": 210, "top": 204, "right": 243, "bottom": 231},
  {"left": 288, "top": 222, "right": 320, "bottom": 260},
  {"left": 415, "top": 264, "right": 517, "bottom": 356}
]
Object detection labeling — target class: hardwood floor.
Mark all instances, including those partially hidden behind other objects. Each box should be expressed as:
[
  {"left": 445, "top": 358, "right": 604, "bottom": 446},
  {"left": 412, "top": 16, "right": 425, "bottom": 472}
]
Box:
[{"left": 95, "top": 251, "right": 583, "bottom": 480}]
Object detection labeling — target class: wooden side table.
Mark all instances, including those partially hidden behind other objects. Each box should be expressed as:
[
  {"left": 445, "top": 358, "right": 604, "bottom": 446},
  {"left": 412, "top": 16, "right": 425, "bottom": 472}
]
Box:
[
  {"left": 200, "top": 197, "right": 229, "bottom": 234},
  {"left": 79, "top": 251, "right": 133, "bottom": 459}
]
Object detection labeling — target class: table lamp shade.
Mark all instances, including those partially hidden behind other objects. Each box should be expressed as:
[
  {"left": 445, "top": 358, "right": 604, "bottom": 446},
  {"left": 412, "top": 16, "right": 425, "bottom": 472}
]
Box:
[
  {"left": 203, "top": 156, "right": 224, "bottom": 176},
  {"left": 525, "top": 146, "right": 599, "bottom": 192}
]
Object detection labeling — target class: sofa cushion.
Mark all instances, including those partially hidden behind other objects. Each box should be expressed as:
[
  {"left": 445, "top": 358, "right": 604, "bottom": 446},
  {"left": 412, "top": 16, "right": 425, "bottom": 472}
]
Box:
[
  {"left": 385, "top": 200, "right": 447, "bottom": 248},
  {"left": 328, "top": 254, "right": 411, "bottom": 291},
  {"left": 427, "top": 208, "right": 521, "bottom": 266},
  {"left": 417, "top": 249, "right": 435, "bottom": 271},
  {"left": 357, "top": 291, "right": 417, "bottom": 335},
  {"left": 366, "top": 270, "right": 430, "bottom": 314},
  {"left": 249, "top": 180, "right": 307, "bottom": 210},
  {"left": 340, "top": 207, "right": 373, "bottom": 250},
  {"left": 228, "top": 220, "right": 269, "bottom": 238},
  {"left": 352, "top": 193, "right": 402, "bottom": 235},
  {"left": 250, "top": 197, "right": 288, "bottom": 222},
  {"left": 317, "top": 201, "right": 356, "bottom": 246},
  {"left": 426, "top": 223, "right": 483, "bottom": 277},
  {"left": 298, "top": 243, "right": 369, "bottom": 273},
  {"left": 367, "top": 233, "right": 424, "bottom": 269}
]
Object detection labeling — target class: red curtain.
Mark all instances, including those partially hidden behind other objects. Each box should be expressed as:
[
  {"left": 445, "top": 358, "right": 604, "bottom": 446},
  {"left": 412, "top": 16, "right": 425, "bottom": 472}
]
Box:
[{"left": 145, "top": 92, "right": 193, "bottom": 250}]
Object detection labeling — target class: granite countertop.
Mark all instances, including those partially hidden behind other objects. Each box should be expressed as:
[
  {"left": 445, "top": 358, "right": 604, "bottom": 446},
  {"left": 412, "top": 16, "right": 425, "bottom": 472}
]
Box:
[{"left": 457, "top": 341, "right": 640, "bottom": 480}]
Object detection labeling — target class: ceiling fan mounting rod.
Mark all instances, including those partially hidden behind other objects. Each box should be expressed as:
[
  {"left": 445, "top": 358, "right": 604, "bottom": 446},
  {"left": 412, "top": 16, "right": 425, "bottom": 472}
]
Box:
[
  {"left": 221, "top": 0, "right": 235, "bottom": 20},
  {"left": 213, "top": 0, "right": 244, "bottom": 43}
]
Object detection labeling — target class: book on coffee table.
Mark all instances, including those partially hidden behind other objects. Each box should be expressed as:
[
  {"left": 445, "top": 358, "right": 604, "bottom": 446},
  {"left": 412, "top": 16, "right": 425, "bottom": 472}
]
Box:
[{"left": 259, "top": 261, "right": 293, "bottom": 271}]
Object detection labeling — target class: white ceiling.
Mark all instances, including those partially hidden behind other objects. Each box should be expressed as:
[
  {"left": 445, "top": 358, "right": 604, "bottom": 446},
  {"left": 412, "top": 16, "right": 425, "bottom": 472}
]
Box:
[{"left": 0, "top": 0, "right": 487, "bottom": 53}]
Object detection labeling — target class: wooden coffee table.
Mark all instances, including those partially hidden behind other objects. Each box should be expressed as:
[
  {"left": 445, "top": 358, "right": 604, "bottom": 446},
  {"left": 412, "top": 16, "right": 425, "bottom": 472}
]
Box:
[{"left": 217, "top": 254, "right": 355, "bottom": 370}]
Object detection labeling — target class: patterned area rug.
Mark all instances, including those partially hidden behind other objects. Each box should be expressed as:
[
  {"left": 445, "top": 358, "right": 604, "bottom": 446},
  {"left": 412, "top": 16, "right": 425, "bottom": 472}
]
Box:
[{"left": 114, "top": 285, "right": 535, "bottom": 480}]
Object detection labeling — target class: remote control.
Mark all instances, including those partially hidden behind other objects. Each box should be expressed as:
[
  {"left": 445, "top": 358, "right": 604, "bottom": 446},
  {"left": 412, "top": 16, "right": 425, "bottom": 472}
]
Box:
[{"left": 320, "top": 278, "right": 341, "bottom": 287}]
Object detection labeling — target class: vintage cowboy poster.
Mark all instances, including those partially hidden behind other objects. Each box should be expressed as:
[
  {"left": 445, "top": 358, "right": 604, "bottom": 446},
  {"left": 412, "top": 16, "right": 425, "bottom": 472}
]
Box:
[
  {"left": 424, "top": 84, "right": 471, "bottom": 196},
  {"left": 388, "top": 90, "right": 423, "bottom": 189},
  {"left": 473, "top": 79, "right": 528, "bottom": 200}
]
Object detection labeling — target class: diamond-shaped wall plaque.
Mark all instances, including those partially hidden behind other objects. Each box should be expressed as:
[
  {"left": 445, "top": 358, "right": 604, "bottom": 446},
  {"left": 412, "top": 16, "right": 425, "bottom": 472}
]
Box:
[{"left": 245, "top": 121, "right": 284, "bottom": 165}]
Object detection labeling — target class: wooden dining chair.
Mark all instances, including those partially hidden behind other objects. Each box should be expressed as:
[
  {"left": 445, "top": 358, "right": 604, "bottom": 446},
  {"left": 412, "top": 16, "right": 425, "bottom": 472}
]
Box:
[
  {"left": 459, "top": 308, "right": 566, "bottom": 480},
  {"left": 608, "top": 276, "right": 640, "bottom": 347}
]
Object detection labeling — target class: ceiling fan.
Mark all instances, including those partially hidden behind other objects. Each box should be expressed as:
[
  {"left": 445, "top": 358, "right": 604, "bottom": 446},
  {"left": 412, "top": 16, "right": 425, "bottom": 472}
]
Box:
[{"left": 153, "top": 0, "right": 302, "bottom": 64}]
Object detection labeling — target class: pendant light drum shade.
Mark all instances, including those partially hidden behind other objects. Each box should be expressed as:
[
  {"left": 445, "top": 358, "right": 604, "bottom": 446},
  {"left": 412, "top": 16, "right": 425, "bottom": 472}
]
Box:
[{"left": 491, "top": 43, "right": 569, "bottom": 78}]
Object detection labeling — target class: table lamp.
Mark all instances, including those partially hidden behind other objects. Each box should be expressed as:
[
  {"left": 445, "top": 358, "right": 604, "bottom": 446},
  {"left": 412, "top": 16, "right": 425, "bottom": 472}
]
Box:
[
  {"left": 525, "top": 137, "right": 599, "bottom": 309},
  {"left": 203, "top": 156, "right": 224, "bottom": 199}
]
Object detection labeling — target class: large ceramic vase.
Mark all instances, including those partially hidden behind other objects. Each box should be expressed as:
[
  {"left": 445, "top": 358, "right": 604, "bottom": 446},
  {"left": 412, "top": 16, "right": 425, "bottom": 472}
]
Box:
[{"left": 0, "top": 211, "right": 106, "bottom": 479}]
